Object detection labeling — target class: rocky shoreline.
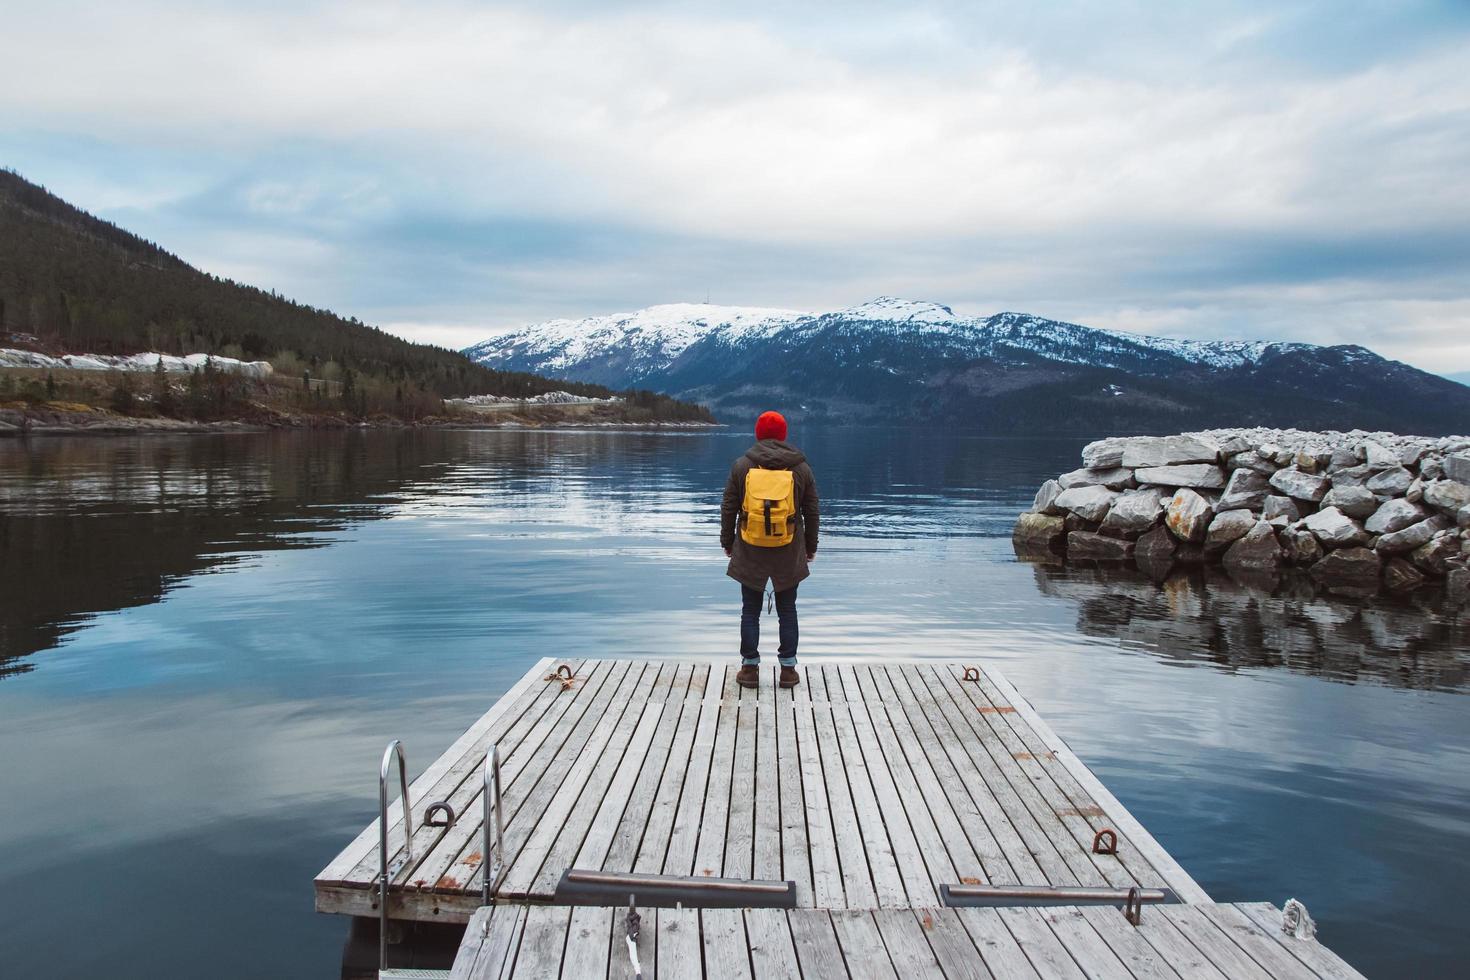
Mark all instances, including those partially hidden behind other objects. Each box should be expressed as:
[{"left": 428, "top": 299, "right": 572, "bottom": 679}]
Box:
[{"left": 1015, "top": 428, "right": 1470, "bottom": 602}]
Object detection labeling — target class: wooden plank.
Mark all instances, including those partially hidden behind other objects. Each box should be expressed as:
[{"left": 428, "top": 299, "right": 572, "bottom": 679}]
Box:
[
  {"left": 872, "top": 908, "right": 946, "bottom": 976},
  {"left": 909, "top": 664, "right": 1098, "bottom": 889},
  {"left": 850, "top": 665, "right": 989, "bottom": 888},
  {"left": 657, "top": 908, "right": 702, "bottom": 980},
  {"left": 996, "top": 905, "right": 1089, "bottom": 980},
  {"left": 691, "top": 665, "right": 740, "bottom": 878},
  {"left": 878, "top": 665, "right": 1032, "bottom": 887},
  {"left": 407, "top": 659, "right": 619, "bottom": 896},
  {"left": 662, "top": 666, "right": 724, "bottom": 877},
  {"left": 562, "top": 905, "right": 612, "bottom": 980},
  {"left": 1085, "top": 905, "right": 1228, "bottom": 980},
  {"left": 775, "top": 668, "right": 813, "bottom": 902},
  {"left": 811, "top": 665, "right": 880, "bottom": 907},
  {"left": 954, "top": 908, "right": 1041, "bottom": 980},
  {"left": 1153, "top": 906, "right": 1273, "bottom": 980},
  {"left": 526, "top": 667, "right": 667, "bottom": 895},
  {"left": 507, "top": 904, "right": 572, "bottom": 979},
  {"left": 633, "top": 665, "right": 710, "bottom": 875},
  {"left": 457, "top": 904, "right": 529, "bottom": 980},
  {"left": 830, "top": 665, "right": 939, "bottom": 907},
  {"left": 793, "top": 693, "right": 844, "bottom": 906},
  {"left": 788, "top": 909, "right": 851, "bottom": 980},
  {"left": 828, "top": 910, "right": 898, "bottom": 980},
  {"left": 914, "top": 908, "right": 995, "bottom": 980},
  {"left": 701, "top": 908, "right": 753, "bottom": 980},
  {"left": 450, "top": 906, "right": 492, "bottom": 980},
  {"left": 317, "top": 655, "right": 563, "bottom": 885},
  {"left": 744, "top": 907, "right": 803, "bottom": 977},
  {"left": 753, "top": 664, "right": 782, "bottom": 881},
  {"left": 823, "top": 666, "right": 906, "bottom": 906},
  {"left": 608, "top": 904, "right": 653, "bottom": 980},
  {"left": 497, "top": 662, "right": 652, "bottom": 896},
  {"left": 602, "top": 664, "right": 694, "bottom": 874},
  {"left": 980, "top": 668, "right": 1207, "bottom": 902},
  {"left": 1200, "top": 904, "right": 1339, "bottom": 979},
  {"left": 724, "top": 676, "right": 759, "bottom": 879},
  {"left": 1234, "top": 902, "right": 1367, "bottom": 980},
  {"left": 1039, "top": 905, "right": 1160, "bottom": 980},
  {"left": 567, "top": 699, "right": 668, "bottom": 879},
  {"left": 1196, "top": 904, "right": 1323, "bottom": 979}
]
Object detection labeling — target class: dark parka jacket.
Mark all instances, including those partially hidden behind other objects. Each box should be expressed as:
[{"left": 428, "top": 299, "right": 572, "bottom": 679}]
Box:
[{"left": 720, "top": 440, "right": 820, "bottom": 591}]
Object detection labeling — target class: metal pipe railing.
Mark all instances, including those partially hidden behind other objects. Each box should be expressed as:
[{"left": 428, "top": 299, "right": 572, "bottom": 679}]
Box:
[
  {"left": 482, "top": 743, "right": 505, "bottom": 905},
  {"left": 378, "top": 739, "right": 413, "bottom": 972}
]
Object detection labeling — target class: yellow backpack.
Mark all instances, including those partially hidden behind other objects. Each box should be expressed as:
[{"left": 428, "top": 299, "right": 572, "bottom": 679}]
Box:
[{"left": 740, "top": 467, "right": 797, "bottom": 547}]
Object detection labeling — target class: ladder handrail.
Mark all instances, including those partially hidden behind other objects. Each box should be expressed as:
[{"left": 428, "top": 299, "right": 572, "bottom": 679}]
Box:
[
  {"left": 483, "top": 743, "right": 505, "bottom": 905},
  {"left": 379, "top": 739, "right": 413, "bottom": 972}
]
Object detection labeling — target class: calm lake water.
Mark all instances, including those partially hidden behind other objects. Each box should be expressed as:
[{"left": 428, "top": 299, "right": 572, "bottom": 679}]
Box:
[{"left": 2, "top": 428, "right": 1467, "bottom": 978}]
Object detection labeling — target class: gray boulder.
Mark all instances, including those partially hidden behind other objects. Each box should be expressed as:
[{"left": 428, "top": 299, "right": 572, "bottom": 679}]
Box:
[
  {"left": 1310, "top": 547, "right": 1382, "bottom": 593},
  {"left": 1282, "top": 527, "right": 1325, "bottom": 565},
  {"left": 1366, "top": 466, "right": 1413, "bottom": 496},
  {"left": 1120, "top": 435, "right": 1220, "bottom": 468},
  {"left": 1421, "top": 457, "right": 1444, "bottom": 480},
  {"left": 1205, "top": 510, "right": 1258, "bottom": 552},
  {"left": 1217, "top": 468, "right": 1271, "bottom": 511},
  {"left": 1135, "top": 463, "right": 1227, "bottom": 489},
  {"left": 1383, "top": 558, "right": 1426, "bottom": 593},
  {"left": 1135, "top": 525, "right": 1178, "bottom": 565},
  {"left": 1363, "top": 440, "right": 1399, "bottom": 470},
  {"left": 1406, "top": 478, "right": 1424, "bottom": 504},
  {"left": 1301, "top": 507, "right": 1369, "bottom": 547},
  {"left": 1228, "top": 451, "right": 1278, "bottom": 474},
  {"left": 1445, "top": 453, "right": 1470, "bottom": 484},
  {"left": 1269, "top": 467, "right": 1330, "bottom": 502},
  {"left": 1295, "top": 447, "right": 1331, "bottom": 473},
  {"left": 1165, "top": 489, "right": 1214, "bottom": 543},
  {"left": 1099, "top": 489, "right": 1167, "bottom": 536},
  {"left": 1080, "top": 437, "right": 1126, "bottom": 469},
  {"left": 1321, "top": 485, "right": 1376, "bottom": 519},
  {"left": 1068, "top": 531, "right": 1135, "bottom": 561},
  {"left": 1411, "top": 535, "right": 1459, "bottom": 576},
  {"left": 1262, "top": 495, "right": 1301, "bottom": 522},
  {"left": 1423, "top": 479, "right": 1470, "bottom": 514},
  {"left": 1222, "top": 521, "right": 1282, "bottom": 576},
  {"left": 1058, "top": 466, "right": 1134, "bottom": 490},
  {"left": 1217, "top": 435, "right": 1252, "bottom": 455},
  {"left": 1030, "top": 479, "right": 1064, "bottom": 515},
  {"left": 1013, "top": 513, "right": 1067, "bottom": 556},
  {"left": 1461, "top": 504, "right": 1470, "bottom": 529},
  {"left": 1053, "top": 485, "right": 1118, "bottom": 523},
  {"left": 1376, "top": 516, "right": 1453, "bottom": 554},
  {"left": 1328, "top": 447, "right": 1360, "bottom": 472},
  {"left": 1365, "top": 498, "right": 1427, "bottom": 535},
  {"left": 1330, "top": 464, "right": 1372, "bottom": 488}
]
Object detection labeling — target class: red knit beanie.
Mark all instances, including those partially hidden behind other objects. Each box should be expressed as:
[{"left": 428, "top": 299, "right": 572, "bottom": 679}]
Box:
[{"left": 754, "top": 410, "right": 787, "bottom": 441}]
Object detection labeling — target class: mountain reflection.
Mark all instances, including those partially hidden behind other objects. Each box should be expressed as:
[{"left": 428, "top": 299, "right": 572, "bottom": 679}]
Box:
[{"left": 1027, "top": 561, "right": 1470, "bottom": 692}]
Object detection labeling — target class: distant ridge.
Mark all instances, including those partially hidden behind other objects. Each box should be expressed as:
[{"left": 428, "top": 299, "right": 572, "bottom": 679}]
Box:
[{"left": 465, "top": 297, "right": 1470, "bottom": 433}]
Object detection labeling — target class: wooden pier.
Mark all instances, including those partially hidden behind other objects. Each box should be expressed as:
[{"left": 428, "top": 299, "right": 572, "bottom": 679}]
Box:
[{"left": 315, "top": 658, "right": 1365, "bottom": 978}]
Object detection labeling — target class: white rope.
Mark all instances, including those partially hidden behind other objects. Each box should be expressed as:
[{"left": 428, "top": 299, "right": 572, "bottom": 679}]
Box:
[{"left": 1281, "top": 898, "right": 1316, "bottom": 940}]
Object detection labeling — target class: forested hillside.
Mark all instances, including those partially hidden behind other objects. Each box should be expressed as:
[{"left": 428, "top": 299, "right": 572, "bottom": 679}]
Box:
[{"left": 0, "top": 169, "right": 709, "bottom": 421}]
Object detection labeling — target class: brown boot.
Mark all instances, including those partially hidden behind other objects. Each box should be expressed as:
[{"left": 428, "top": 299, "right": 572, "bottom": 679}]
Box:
[
  {"left": 779, "top": 667, "right": 800, "bottom": 689},
  {"left": 736, "top": 665, "right": 760, "bottom": 689}
]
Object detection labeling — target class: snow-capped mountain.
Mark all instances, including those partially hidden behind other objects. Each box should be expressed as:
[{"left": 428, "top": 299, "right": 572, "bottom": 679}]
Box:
[{"left": 465, "top": 297, "right": 1470, "bottom": 432}]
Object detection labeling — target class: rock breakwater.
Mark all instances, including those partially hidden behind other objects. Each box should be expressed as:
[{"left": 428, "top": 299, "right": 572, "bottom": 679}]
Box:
[{"left": 1015, "top": 428, "right": 1470, "bottom": 601}]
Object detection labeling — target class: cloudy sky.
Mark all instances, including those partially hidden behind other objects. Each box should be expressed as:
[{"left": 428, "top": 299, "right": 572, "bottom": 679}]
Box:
[{"left": 4, "top": 1, "right": 1470, "bottom": 376}]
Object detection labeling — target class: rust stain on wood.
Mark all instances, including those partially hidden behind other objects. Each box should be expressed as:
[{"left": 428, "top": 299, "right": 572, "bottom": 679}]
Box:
[
  {"left": 434, "top": 875, "right": 460, "bottom": 890},
  {"left": 462, "top": 851, "right": 482, "bottom": 865},
  {"left": 978, "top": 705, "right": 1016, "bottom": 714},
  {"left": 921, "top": 912, "right": 934, "bottom": 930},
  {"left": 1013, "top": 751, "right": 1056, "bottom": 761},
  {"left": 1056, "top": 806, "right": 1106, "bottom": 818},
  {"left": 960, "top": 876, "right": 983, "bottom": 885}
]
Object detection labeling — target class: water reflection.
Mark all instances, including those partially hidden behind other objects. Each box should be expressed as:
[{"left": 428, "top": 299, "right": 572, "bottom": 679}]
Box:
[{"left": 1027, "top": 561, "right": 1470, "bottom": 692}]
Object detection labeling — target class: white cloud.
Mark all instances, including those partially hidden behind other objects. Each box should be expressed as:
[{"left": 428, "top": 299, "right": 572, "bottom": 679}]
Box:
[{"left": 3, "top": 1, "right": 1470, "bottom": 369}]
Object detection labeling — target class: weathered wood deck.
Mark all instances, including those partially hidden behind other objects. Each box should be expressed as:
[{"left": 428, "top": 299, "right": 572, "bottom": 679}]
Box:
[
  {"left": 316, "top": 658, "right": 1208, "bottom": 924},
  {"left": 448, "top": 900, "right": 1366, "bottom": 979}
]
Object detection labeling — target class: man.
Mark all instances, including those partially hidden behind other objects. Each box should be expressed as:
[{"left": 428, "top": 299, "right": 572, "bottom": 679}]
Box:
[{"left": 720, "top": 410, "right": 819, "bottom": 689}]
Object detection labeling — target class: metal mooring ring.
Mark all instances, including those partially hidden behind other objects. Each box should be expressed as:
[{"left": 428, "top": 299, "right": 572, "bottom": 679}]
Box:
[
  {"left": 1092, "top": 828, "right": 1118, "bottom": 855},
  {"left": 424, "top": 801, "right": 457, "bottom": 828},
  {"left": 962, "top": 666, "right": 981, "bottom": 682},
  {"left": 1123, "top": 886, "right": 1142, "bottom": 926}
]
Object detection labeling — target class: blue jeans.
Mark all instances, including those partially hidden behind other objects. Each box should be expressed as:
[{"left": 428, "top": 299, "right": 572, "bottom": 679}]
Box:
[{"left": 740, "top": 584, "right": 798, "bottom": 667}]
